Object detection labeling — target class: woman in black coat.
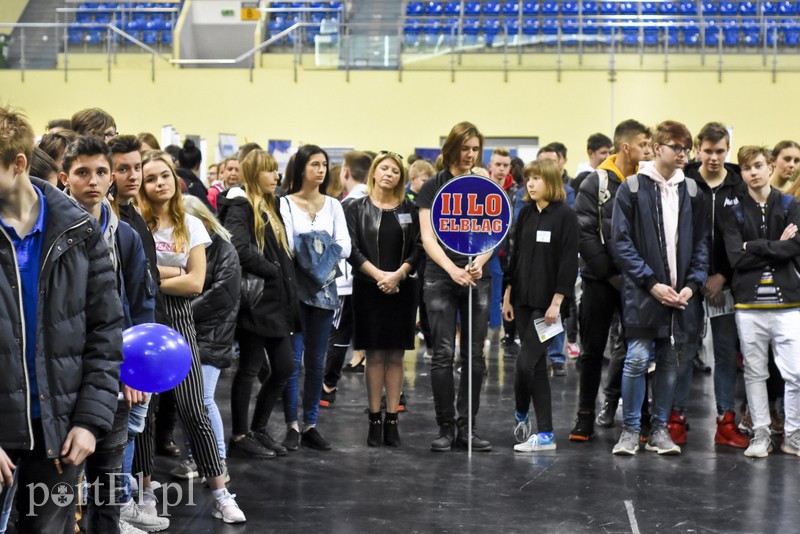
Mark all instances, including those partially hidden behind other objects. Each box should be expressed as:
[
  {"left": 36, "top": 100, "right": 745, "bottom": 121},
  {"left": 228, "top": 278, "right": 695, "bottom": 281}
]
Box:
[
  {"left": 183, "top": 196, "right": 241, "bottom": 473},
  {"left": 220, "top": 149, "right": 299, "bottom": 458},
  {"left": 345, "top": 152, "right": 421, "bottom": 447}
]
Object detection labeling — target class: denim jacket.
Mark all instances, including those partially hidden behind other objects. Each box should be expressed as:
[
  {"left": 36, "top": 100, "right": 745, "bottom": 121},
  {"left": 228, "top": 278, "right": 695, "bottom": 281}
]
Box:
[{"left": 294, "top": 230, "right": 343, "bottom": 310}]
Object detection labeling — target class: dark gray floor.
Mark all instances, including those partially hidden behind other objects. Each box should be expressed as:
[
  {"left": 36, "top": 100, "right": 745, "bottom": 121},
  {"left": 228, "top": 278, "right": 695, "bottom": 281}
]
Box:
[
  {"left": 9, "top": 330, "right": 798, "bottom": 533},
  {"left": 153, "top": 331, "right": 796, "bottom": 534}
]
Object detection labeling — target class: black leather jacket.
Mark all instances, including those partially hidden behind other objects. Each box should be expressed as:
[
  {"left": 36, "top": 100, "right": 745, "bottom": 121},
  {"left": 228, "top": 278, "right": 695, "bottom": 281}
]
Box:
[
  {"left": 344, "top": 196, "right": 422, "bottom": 279},
  {"left": 0, "top": 179, "right": 123, "bottom": 456}
]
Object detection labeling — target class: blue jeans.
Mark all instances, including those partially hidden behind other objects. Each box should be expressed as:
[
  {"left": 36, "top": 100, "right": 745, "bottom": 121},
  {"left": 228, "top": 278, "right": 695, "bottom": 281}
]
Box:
[
  {"left": 181, "top": 365, "right": 226, "bottom": 461},
  {"left": 548, "top": 330, "right": 566, "bottom": 364},
  {"left": 120, "top": 396, "right": 150, "bottom": 504},
  {"left": 673, "top": 313, "right": 739, "bottom": 415},
  {"left": 283, "top": 302, "right": 335, "bottom": 426},
  {"left": 622, "top": 338, "right": 691, "bottom": 431}
]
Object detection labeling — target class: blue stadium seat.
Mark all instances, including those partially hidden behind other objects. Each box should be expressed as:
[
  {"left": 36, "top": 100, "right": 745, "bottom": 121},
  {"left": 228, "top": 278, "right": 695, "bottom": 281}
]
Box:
[
  {"left": 522, "top": 1, "right": 539, "bottom": 14},
  {"left": 662, "top": 20, "right": 680, "bottom": 46},
  {"left": 778, "top": 1, "right": 796, "bottom": 14},
  {"left": 680, "top": 1, "right": 698, "bottom": 14},
  {"left": 464, "top": 2, "right": 482, "bottom": 15},
  {"left": 681, "top": 18, "right": 699, "bottom": 45},
  {"left": 522, "top": 17, "right": 539, "bottom": 35},
  {"left": 562, "top": 17, "right": 579, "bottom": 44},
  {"left": 621, "top": 22, "right": 639, "bottom": 45},
  {"left": 722, "top": 18, "right": 740, "bottom": 46},
  {"left": 441, "top": 16, "right": 458, "bottom": 43},
  {"left": 422, "top": 18, "right": 442, "bottom": 45},
  {"left": 562, "top": 1, "right": 579, "bottom": 15},
  {"left": 81, "top": 2, "right": 100, "bottom": 8},
  {"left": 701, "top": 1, "right": 718, "bottom": 14},
  {"left": 542, "top": 1, "right": 559, "bottom": 14},
  {"left": 68, "top": 29, "right": 84, "bottom": 44},
  {"left": 742, "top": 18, "right": 760, "bottom": 45},
  {"left": 502, "top": 1, "right": 520, "bottom": 16},
  {"left": 505, "top": 18, "right": 520, "bottom": 39},
  {"left": 444, "top": 1, "right": 461, "bottom": 15},
  {"left": 582, "top": 17, "right": 599, "bottom": 35},
  {"left": 406, "top": 2, "right": 424, "bottom": 16},
  {"left": 75, "top": 12, "right": 93, "bottom": 24},
  {"left": 600, "top": 1, "right": 617, "bottom": 14},
  {"left": 704, "top": 19, "right": 720, "bottom": 46},
  {"left": 425, "top": 2, "right": 443, "bottom": 15},
  {"left": 86, "top": 30, "right": 103, "bottom": 44},
  {"left": 619, "top": 2, "right": 637, "bottom": 14},
  {"left": 738, "top": 1, "right": 757, "bottom": 14},
  {"left": 542, "top": 16, "right": 558, "bottom": 44},
  {"left": 761, "top": 1, "right": 777, "bottom": 14},
  {"left": 641, "top": 2, "right": 658, "bottom": 14},
  {"left": 483, "top": 18, "right": 501, "bottom": 45},
  {"left": 719, "top": 1, "right": 736, "bottom": 14},
  {"left": 404, "top": 18, "right": 421, "bottom": 46},
  {"left": 146, "top": 17, "right": 165, "bottom": 31},
  {"left": 784, "top": 20, "right": 800, "bottom": 46},
  {"left": 462, "top": 17, "right": 480, "bottom": 44},
  {"left": 643, "top": 25, "right": 659, "bottom": 45},
  {"left": 329, "top": 2, "right": 343, "bottom": 8},
  {"left": 483, "top": 1, "right": 502, "bottom": 15},
  {"left": 660, "top": 1, "right": 678, "bottom": 13},
  {"left": 142, "top": 29, "right": 158, "bottom": 44},
  {"left": 124, "top": 19, "right": 144, "bottom": 32},
  {"left": 582, "top": 1, "right": 598, "bottom": 14}
]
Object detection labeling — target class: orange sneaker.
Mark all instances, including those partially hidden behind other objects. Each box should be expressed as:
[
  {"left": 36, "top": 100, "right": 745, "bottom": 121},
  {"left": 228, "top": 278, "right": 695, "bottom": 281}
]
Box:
[
  {"left": 667, "top": 410, "right": 687, "bottom": 445},
  {"left": 714, "top": 411, "right": 749, "bottom": 448}
]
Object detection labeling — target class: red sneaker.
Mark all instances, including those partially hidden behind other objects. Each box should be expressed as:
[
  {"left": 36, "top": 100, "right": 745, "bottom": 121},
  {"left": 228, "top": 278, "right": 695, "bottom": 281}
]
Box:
[
  {"left": 714, "top": 411, "right": 750, "bottom": 448},
  {"left": 667, "top": 410, "right": 687, "bottom": 445}
]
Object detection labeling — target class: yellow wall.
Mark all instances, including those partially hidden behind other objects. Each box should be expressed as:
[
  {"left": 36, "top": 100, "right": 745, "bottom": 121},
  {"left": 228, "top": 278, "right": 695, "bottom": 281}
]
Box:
[
  {"left": 0, "top": 0, "right": 29, "bottom": 35},
  {"left": 2, "top": 54, "right": 800, "bottom": 171}
]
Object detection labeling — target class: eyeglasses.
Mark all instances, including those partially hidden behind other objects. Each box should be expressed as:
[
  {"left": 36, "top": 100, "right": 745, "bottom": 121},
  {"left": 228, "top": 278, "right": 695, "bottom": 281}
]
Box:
[
  {"left": 379, "top": 150, "right": 403, "bottom": 160},
  {"left": 662, "top": 144, "right": 691, "bottom": 155},
  {"left": 102, "top": 131, "right": 118, "bottom": 140}
]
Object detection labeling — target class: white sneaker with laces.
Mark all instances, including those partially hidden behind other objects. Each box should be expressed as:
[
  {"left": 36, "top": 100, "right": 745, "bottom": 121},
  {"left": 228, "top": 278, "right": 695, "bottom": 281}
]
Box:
[
  {"left": 119, "top": 520, "right": 147, "bottom": 534},
  {"left": 213, "top": 488, "right": 246, "bottom": 523},
  {"left": 121, "top": 501, "right": 170, "bottom": 532}
]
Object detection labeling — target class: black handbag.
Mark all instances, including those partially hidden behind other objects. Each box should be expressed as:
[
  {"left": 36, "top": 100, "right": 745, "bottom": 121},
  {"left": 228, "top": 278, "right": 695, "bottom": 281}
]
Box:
[{"left": 240, "top": 273, "right": 265, "bottom": 310}]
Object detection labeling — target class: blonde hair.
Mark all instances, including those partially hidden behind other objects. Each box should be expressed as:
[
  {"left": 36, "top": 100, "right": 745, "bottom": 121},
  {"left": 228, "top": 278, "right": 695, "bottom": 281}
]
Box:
[
  {"left": 240, "top": 149, "right": 290, "bottom": 254},
  {"left": 366, "top": 153, "right": 407, "bottom": 203},
  {"left": 183, "top": 195, "right": 232, "bottom": 242},
  {"left": 139, "top": 150, "right": 190, "bottom": 252},
  {"left": 523, "top": 159, "right": 566, "bottom": 203},
  {"left": 409, "top": 159, "right": 435, "bottom": 180}
]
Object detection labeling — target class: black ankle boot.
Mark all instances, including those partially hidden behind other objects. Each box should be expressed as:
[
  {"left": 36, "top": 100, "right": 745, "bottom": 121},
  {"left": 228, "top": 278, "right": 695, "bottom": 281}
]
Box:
[
  {"left": 384, "top": 412, "right": 400, "bottom": 447},
  {"left": 430, "top": 422, "right": 456, "bottom": 452},
  {"left": 367, "top": 412, "right": 383, "bottom": 447}
]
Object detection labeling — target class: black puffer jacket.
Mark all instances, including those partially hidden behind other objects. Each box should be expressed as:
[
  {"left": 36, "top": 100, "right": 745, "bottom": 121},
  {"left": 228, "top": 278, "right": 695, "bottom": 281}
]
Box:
[
  {"left": 192, "top": 233, "right": 241, "bottom": 369},
  {"left": 0, "top": 179, "right": 123, "bottom": 457},
  {"left": 575, "top": 167, "right": 626, "bottom": 281},
  {"left": 219, "top": 191, "right": 300, "bottom": 338}
]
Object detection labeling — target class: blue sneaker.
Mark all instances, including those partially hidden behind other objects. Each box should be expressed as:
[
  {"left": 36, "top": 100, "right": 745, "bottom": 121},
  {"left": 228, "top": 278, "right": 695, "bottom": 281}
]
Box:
[
  {"left": 514, "top": 432, "right": 556, "bottom": 452},
  {"left": 514, "top": 413, "right": 531, "bottom": 443}
]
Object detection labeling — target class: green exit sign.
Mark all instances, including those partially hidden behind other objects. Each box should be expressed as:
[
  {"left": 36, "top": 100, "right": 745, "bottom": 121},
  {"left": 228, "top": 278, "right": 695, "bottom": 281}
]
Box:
[{"left": 221, "top": 9, "right": 235, "bottom": 16}]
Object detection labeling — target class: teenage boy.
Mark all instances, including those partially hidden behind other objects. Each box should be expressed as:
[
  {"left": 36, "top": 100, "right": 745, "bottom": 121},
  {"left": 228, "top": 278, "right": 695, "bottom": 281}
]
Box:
[
  {"left": 0, "top": 106, "right": 123, "bottom": 533},
  {"left": 569, "top": 119, "right": 651, "bottom": 441},
  {"left": 320, "top": 150, "right": 373, "bottom": 407},
  {"left": 669, "top": 122, "right": 749, "bottom": 448},
  {"left": 60, "top": 135, "right": 162, "bottom": 533},
  {"left": 71, "top": 107, "right": 117, "bottom": 141},
  {"left": 417, "top": 121, "right": 493, "bottom": 452},
  {"left": 487, "top": 148, "right": 514, "bottom": 334},
  {"left": 610, "top": 120, "right": 708, "bottom": 456},
  {"left": 573, "top": 132, "right": 614, "bottom": 190},
  {"left": 722, "top": 146, "right": 800, "bottom": 458}
]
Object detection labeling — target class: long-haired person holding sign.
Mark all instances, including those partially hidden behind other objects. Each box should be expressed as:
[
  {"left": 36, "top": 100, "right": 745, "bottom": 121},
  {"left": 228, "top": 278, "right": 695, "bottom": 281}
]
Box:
[
  {"left": 416, "top": 122, "right": 494, "bottom": 452},
  {"left": 345, "top": 152, "right": 422, "bottom": 447},
  {"left": 503, "top": 159, "right": 579, "bottom": 452}
]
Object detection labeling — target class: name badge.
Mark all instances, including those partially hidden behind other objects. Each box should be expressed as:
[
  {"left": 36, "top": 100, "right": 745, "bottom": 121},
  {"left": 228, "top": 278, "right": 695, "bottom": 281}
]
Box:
[
  {"left": 536, "top": 230, "right": 551, "bottom": 243},
  {"left": 398, "top": 213, "right": 412, "bottom": 225}
]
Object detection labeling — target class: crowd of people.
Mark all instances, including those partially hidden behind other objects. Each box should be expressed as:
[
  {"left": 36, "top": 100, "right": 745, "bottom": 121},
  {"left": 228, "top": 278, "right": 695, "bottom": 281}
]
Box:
[{"left": 1, "top": 105, "right": 800, "bottom": 534}]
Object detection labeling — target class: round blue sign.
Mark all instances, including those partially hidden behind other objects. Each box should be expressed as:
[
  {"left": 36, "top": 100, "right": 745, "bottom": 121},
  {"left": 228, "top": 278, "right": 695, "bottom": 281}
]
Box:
[{"left": 431, "top": 175, "right": 512, "bottom": 256}]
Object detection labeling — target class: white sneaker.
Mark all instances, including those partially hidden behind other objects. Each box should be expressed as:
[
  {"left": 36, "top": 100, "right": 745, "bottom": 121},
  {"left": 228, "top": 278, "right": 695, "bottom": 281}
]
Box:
[
  {"left": 212, "top": 489, "right": 246, "bottom": 523},
  {"left": 514, "top": 432, "right": 557, "bottom": 452},
  {"left": 139, "top": 487, "right": 159, "bottom": 517},
  {"left": 121, "top": 502, "right": 170, "bottom": 532},
  {"left": 745, "top": 426, "right": 773, "bottom": 458},
  {"left": 119, "top": 520, "right": 147, "bottom": 534}
]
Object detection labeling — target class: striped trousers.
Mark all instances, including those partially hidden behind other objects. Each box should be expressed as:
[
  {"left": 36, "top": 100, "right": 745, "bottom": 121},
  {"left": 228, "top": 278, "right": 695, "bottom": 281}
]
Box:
[{"left": 133, "top": 295, "right": 223, "bottom": 479}]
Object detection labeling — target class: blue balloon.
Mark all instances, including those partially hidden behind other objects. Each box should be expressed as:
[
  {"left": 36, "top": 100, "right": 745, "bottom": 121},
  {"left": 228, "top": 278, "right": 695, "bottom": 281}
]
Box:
[{"left": 120, "top": 323, "right": 193, "bottom": 393}]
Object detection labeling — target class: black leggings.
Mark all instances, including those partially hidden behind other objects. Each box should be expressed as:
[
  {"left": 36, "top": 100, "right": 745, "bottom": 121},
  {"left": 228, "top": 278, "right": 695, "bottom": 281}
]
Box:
[
  {"left": 231, "top": 330, "right": 295, "bottom": 436},
  {"left": 514, "top": 306, "right": 553, "bottom": 433}
]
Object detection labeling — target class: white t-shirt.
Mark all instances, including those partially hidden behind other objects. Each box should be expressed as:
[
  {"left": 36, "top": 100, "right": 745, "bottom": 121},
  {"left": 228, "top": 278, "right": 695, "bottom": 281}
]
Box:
[
  {"left": 279, "top": 195, "right": 351, "bottom": 259},
  {"left": 153, "top": 214, "right": 211, "bottom": 269}
]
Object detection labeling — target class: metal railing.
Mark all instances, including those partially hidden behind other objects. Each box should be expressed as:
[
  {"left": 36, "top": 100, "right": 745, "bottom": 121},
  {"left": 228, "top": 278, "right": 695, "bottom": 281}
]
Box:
[{"left": 0, "top": 16, "right": 796, "bottom": 83}]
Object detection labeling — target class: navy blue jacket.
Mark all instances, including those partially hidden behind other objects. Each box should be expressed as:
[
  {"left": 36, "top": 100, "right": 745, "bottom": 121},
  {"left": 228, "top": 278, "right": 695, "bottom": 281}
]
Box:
[{"left": 610, "top": 174, "right": 709, "bottom": 344}]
